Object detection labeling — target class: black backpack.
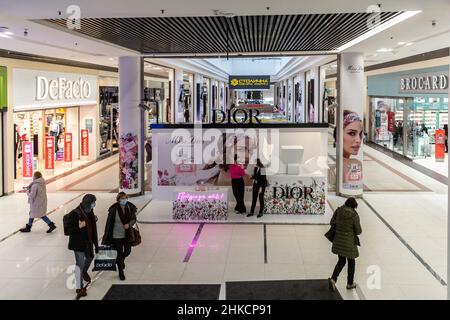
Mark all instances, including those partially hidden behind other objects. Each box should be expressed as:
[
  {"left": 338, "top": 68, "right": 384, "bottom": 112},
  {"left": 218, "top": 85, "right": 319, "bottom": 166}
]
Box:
[{"left": 63, "top": 209, "right": 81, "bottom": 236}]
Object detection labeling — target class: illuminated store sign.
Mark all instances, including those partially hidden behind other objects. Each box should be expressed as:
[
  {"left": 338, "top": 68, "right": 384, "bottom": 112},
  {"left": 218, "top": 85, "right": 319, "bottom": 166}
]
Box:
[
  {"left": 229, "top": 75, "right": 270, "bottom": 90},
  {"left": 399, "top": 72, "right": 448, "bottom": 94},
  {"left": 13, "top": 69, "right": 97, "bottom": 111}
]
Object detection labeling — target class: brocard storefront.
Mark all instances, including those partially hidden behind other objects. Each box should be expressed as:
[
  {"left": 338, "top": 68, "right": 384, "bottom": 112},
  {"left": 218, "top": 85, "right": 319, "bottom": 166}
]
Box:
[{"left": 12, "top": 68, "right": 99, "bottom": 186}]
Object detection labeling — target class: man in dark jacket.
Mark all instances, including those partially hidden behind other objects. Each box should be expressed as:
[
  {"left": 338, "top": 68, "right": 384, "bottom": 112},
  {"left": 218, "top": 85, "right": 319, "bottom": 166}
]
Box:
[{"left": 66, "top": 194, "right": 99, "bottom": 299}]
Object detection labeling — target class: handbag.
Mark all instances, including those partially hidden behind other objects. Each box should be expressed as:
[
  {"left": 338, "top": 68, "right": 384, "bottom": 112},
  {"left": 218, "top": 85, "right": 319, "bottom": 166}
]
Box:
[
  {"left": 130, "top": 223, "right": 142, "bottom": 247},
  {"left": 92, "top": 245, "right": 117, "bottom": 271},
  {"left": 324, "top": 224, "right": 336, "bottom": 242}
]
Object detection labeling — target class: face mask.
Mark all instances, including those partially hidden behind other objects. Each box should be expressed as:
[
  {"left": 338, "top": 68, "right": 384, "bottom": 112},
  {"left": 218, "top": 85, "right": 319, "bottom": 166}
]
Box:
[
  {"left": 119, "top": 199, "right": 128, "bottom": 206},
  {"left": 91, "top": 203, "right": 96, "bottom": 209}
]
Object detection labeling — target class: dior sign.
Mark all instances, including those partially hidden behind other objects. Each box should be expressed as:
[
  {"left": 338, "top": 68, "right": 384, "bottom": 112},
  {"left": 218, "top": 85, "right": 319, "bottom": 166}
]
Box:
[
  {"left": 399, "top": 72, "right": 448, "bottom": 94},
  {"left": 347, "top": 65, "right": 364, "bottom": 73},
  {"left": 36, "top": 76, "right": 92, "bottom": 100}
]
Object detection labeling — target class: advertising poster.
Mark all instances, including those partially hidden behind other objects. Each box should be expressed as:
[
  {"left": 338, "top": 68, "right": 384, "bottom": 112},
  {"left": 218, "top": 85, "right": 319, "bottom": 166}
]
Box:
[
  {"left": 64, "top": 133, "right": 72, "bottom": 162},
  {"left": 22, "top": 141, "right": 33, "bottom": 178},
  {"left": 338, "top": 53, "right": 364, "bottom": 196},
  {"left": 295, "top": 80, "right": 304, "bottom": 123},
  {"left": 81, "top": 129, "right": 89, "bottom": 156},
  {"left": 156, "top": 132, "right": 259, "bottom": 187},
  {"left": 119, "top": 133, "right": 139, "bottom": 190},
  {"left": 435, "top": 129, "right": 446, "bottom": 161},
  {"left": 45, "top": 136, "right": 55, "bottom": 170},
  {"left": 388, "top": 111, "right": 396, "bottom": 133}
]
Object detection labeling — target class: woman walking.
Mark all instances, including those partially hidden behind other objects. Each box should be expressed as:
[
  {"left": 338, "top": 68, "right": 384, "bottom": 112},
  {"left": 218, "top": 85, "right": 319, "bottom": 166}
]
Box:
[
  {"left": 328, "top": 197, "right": 362, "bottom": 291},
  {"left": 20, "top": 171, "right": 56, "bottom": 233},
  {"left": 247, "top": 159, "right": 267, "bottom": 218},
  {"left": 102, "top": 192, "right": 137, "bottom": 281},
  {"left": 229, "top": 155, "right": 247, "bottom": 214},
  {"left": 65, "top": 194, "right": 99, "bottom": 299}
]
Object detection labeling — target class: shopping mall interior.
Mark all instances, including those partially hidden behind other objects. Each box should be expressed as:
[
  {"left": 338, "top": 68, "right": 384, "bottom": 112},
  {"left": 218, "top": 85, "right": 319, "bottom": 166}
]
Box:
[{"left": 0, "top": 0, "right": 449, "bottom": 302}]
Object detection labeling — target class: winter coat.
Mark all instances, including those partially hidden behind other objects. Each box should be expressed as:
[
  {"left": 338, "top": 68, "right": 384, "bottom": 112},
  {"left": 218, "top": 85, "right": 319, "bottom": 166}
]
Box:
[
  {"left": 102, "top": 202, "right": 137, "bottom": 246},
  {"left": 66, "top": 205, "right": 99, "bottom": 257},
  {"left": 331, "top": 205, "right": 362, "bottom": 259},
  {"left": 27, "top": 177, "right": 47, "bottom": 218}
]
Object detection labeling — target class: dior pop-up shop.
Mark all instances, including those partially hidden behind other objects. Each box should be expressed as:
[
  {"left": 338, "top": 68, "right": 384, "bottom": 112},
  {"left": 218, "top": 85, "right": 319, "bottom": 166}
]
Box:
[
  {"left": 138, "top": 123, "right": 332, "bottom": 224},
  {"left": 12, "top": 68, "right": 99, "bottom": 186}
]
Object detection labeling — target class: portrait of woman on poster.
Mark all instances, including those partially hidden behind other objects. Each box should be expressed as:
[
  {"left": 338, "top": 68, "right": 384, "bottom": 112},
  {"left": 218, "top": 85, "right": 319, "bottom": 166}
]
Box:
[{"left": 342, "top": 110, "right": 363, "bottom": 190}]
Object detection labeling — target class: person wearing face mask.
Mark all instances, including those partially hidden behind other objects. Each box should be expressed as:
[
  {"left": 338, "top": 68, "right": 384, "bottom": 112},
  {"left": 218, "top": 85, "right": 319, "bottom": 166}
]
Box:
[
  {"left": 102, "top": 192, "right": 137, "bottom": 281},
  {"left": 20, "top": 171, "right": 56, "bottom": 233},
  {"left": 65, "top": 194, "right": 99, "bottom": 299}
]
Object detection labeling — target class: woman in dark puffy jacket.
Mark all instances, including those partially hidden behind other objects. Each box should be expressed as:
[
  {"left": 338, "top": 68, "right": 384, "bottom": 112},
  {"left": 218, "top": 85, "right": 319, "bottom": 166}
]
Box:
[
  {"left": 328, "top": 197, "right": 362, "bottom": 292},
  {"left": 102, "top": 192, "right": 137, "bottom": 281}
]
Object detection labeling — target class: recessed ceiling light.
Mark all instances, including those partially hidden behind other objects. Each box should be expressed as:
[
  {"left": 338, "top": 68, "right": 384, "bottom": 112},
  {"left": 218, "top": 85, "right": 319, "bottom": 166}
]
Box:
[
  {"left": 405, "top": 42, "right": 414, "bottom": 46},
  {"left": 154, "top": 67, "right": 162, "bottom": 70},
  {"left": 377, "top": 48, "right": 394, "bottom": 52},
  {"left": 108, "top": 57, "right": 115, "bottom": 61},
  {"left": 397, "top": 42, "right": 406, "bottom": 45}
]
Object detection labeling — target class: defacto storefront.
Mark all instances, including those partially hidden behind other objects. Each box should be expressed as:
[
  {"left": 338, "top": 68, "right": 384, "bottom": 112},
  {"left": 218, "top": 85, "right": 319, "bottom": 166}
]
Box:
[
  {"left": 11, "top": 68, "right": 99, "bottom": 187},
  {"left": 368, "top": 65, "right": 449, "bottom": 159}
]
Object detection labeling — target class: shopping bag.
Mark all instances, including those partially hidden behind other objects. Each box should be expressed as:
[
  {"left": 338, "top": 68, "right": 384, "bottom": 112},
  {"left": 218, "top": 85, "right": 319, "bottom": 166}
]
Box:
[
  {"left": 130, "top": 223, "right": 142, "bottom": 247},
  {"left": 92, "top": 245, "right": 118, "bottom": 271}
]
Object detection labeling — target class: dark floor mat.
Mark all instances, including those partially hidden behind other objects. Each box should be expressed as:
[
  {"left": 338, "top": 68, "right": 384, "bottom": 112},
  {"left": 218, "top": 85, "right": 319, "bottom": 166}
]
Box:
[
  {"left": 103, "top": 284, "right": 221, "bottom": 300},
  {"left": 226, "top": 279, "right": 343, "bottom": 300}
]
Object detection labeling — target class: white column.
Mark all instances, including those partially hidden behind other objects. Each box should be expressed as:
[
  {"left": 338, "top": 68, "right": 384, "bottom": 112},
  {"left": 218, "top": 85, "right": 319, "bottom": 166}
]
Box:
[
  {"left": 118, "top": 56, "right": 143, "bottom": 195},
  {"left": 194, "top": 74, "right": 204, "bottom": 124},
  {"left": 172, "top": 69, "right": 184, "bottom": 123},
  {"left": 336, "top": 52, "right": 364, "bottom": 197},
  {"left": 319, "top": 67, "right": 327, "bottom": 123},
  {"left": 447, "top": 48, "right": 450, "bottom": 300}
]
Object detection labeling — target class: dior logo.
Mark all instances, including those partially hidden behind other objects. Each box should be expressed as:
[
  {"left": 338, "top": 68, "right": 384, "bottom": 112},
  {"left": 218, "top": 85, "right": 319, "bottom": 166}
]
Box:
[
  {"left": 347, "top": 65, "right": 363, "bottom": 73},
  {"left": 212, "top": 109, "right": 261, "bottom": 124},
  {"left": 272, "top": 186, "right": 315, "bottom": 200}
]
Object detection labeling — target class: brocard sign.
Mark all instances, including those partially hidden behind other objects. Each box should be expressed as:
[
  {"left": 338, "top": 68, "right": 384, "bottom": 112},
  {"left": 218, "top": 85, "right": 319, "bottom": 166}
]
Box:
[{"left": 398, "top": 71, "right": 448, "bottom": 94}]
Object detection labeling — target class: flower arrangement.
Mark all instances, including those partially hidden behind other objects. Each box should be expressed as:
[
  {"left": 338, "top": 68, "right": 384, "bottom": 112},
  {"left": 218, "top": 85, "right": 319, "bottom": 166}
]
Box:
[
  {"left": 263, "top": 179, "right": 326, "bottom": 215},
  {"left": 119, "top": 133, "right": 139, "bottom": 190},
  {"left": 173, "top": 199, "right": 228, "bottom": 220}
]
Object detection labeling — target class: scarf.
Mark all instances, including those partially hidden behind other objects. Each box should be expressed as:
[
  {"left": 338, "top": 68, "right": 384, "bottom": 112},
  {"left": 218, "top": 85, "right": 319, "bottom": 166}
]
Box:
[{"left": 116, "top": 203, "right": 131, "bottom": 225}]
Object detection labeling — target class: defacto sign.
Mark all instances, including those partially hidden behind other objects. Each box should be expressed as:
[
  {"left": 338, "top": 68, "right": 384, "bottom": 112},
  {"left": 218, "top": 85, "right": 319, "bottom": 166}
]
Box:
[
  {"left": 22, "top": 141, "right": 33, "bottom": 178},
  {"left": 36, "top": 76, "right": 92, "bottom": 100},
  {"left": 45, "top": 136, "right": 55, "bottom": 170},
  {"left": 398, "top": 72, "right": 448, "bottom": 94},
  {"left": 229, "top": 75, "right": 270, "bottom": 90},
  {"left": 12, "top": 69, "right": 97, "bottom": 111},
  {"left": 81, "top": 129, "right": 89, "bottom": 157},
  {"left": 64, "top": 133, "right": 72, "bottom": 162}
]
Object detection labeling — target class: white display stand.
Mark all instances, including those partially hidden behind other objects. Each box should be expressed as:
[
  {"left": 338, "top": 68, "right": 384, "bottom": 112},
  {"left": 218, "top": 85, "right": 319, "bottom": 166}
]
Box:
[{"left": 172, "top": 187, "right": 228, "bottom": 220}]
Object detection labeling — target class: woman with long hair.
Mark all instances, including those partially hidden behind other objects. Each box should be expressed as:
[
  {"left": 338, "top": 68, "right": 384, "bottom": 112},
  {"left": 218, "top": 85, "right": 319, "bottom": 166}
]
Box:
[{"left": 247, "top": 158, "right": 267, "bottom": 218}]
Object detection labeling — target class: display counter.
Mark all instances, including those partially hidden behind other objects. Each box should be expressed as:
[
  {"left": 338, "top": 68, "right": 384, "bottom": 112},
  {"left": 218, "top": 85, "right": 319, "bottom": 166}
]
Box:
[
  {"left": 172, "top": 188, "right": 228, "bottom": 220},
  {"left": 263, "top": 174, "right": 326, "bottom": 215},
  {"left": 151, "top": 123, "right": 329, "bottom": 221}
]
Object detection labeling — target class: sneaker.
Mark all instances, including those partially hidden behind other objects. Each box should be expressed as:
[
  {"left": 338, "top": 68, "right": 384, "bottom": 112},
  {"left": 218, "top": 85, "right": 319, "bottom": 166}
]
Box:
[
  {"left": 328, "top": 278, "right": 336, "bottom": 292},
  {"left": 83, "top": 272, "right": 91, "bottom": 284},
  {"left": 119, "top": 271, "right": 126, "bottom": 281},
  {"left": 46, "top": 222, "right": 56, "bottom": 233},
  {"left": 246, "top": 213, "right": 254, "bottom": 217},
  {"left": 257, "top": 213, "right": 263, "bottom": 218},
  {"left": 346, "top": 283, "right": 357, "bottom": 290},
  {"left": 76, "top": 288, "right": 87, "bottom": 299},
  {"left": 19, "top": 224, "right": 31, "bottom": 233}
]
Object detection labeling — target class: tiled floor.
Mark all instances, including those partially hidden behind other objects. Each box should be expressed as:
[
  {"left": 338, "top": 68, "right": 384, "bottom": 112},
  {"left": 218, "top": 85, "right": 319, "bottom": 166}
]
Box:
[{"left": 0, "top": 144, "right": 448, "bottom": 300}]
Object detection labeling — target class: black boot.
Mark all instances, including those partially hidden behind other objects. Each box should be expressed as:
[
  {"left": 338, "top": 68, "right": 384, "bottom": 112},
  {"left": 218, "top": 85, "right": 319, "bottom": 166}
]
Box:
[
  {"left": 119, "top": 270, "right": 126, "bottom": 281},
  {"left": 46, "top": 222, "right": 56, "bottom": 233},
  {"left": 20, "top": 224, "right": 31, "bottom": 233}
]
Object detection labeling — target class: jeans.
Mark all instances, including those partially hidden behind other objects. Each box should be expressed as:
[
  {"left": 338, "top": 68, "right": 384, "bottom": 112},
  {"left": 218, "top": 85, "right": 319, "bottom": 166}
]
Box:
[
  {"left": 331, "top": 255, "right": 355, "bottom": 285},
  {"left": 74, "top": 251, "right": 93, "bottom": 289},
  {"left": 250, "top": 184, "right": 266, "bottom": 215},
  {"left": 231, "top": 178, "right": 246, "bottom": 213},
  {"left": 113, "top": 238, "right": 132, "bottom": 274},
  {"left": 28, "top": 216, "right": 52, "bottom": 227}
]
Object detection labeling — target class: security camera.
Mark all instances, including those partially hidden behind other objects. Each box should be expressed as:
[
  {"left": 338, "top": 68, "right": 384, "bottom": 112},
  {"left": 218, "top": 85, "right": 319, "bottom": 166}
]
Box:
[
  {"left": 432, "top": 20, "right": 436, "bottom": 27},
  {"left": 24, "top": 29, "right": 28, "bottom": 36}
]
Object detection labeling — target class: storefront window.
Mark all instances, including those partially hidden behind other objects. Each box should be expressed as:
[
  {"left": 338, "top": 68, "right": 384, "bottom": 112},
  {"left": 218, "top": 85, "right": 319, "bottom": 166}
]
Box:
[{"left": 99, "top": 86, "right": 119, "bottom": 156}]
